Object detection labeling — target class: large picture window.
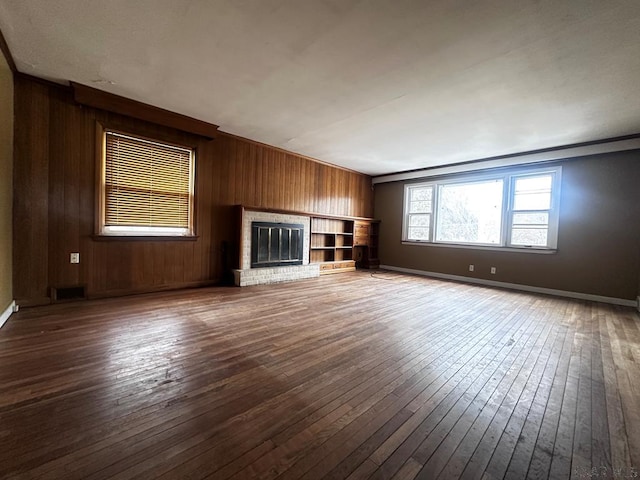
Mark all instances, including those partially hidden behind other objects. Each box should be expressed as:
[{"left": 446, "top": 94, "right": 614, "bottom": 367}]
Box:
[
  {"left": 97, "top": 128, "right": 196, "bottom": 236},
  {"left": 403, "top": 167, "right": 561, "bottom": 250}
]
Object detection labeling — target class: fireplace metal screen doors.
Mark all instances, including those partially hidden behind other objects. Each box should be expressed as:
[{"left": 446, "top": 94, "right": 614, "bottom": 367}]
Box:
[{"left": 250, "top": 222, "right": 304, "bottom": 268}]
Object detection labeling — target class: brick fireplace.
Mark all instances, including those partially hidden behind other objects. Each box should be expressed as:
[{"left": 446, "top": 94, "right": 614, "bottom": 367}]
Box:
[{"left": 233, "top": 209, "right": 319, "bottom": 286}]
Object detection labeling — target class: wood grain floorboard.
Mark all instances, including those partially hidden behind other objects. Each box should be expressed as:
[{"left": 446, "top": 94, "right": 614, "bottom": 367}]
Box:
[
  {"left": 371, "top": 305, "right": 540, "bottom": 479},
  {"left": 0, "top": 272, "right": 638, "bottom": 480}
]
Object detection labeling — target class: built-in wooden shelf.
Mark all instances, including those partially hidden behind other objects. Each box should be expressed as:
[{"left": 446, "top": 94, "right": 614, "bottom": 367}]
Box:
[
  {"left": 310, "top": 215, "right": 379, "bottom": 274},
  {"left": 238, "top": 206, "right": 379, "bottom": 275}
]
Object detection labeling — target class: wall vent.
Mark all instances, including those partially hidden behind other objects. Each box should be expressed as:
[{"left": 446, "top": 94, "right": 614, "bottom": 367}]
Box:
[{"left": 51, "top": 286, "right": 87, "bottom": 303}]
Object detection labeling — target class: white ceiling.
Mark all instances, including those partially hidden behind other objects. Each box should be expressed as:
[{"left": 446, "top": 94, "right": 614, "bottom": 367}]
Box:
[{"left": 1, "top": 1, "right": 640, "bottom": 176}]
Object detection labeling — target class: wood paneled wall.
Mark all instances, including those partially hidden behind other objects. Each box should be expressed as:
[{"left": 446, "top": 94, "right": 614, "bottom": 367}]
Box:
[{"left": 13, "top": 75, "right": 373, "bottom": 306}]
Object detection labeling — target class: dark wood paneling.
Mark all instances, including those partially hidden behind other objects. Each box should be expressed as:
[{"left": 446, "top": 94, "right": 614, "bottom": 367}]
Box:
[
  {"left": 13, "top": 77, "right": 50, "bottom": 306},
  {"left": 1, "top": 273, "right": 638, "bottom": 478},
  {"left": 13, "top": 76, "right": 373, "bottom": 303}
]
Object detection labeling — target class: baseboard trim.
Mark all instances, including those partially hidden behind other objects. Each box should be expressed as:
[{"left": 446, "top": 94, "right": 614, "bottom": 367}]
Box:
[
  {"left": 15, "top": 297, "right": 51, "bottom": 308},
  {"left": 379, "top": 265, "right": 638, "bottom": 308},
  {"left": 0, "top": 300, "right": 16, "bottom": 329},
  {"left": 88, "top": 280, "right": 220, "bottom": 300}
]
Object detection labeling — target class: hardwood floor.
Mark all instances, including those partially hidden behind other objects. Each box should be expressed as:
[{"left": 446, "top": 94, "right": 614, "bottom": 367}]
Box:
[{"left": 0, "top": 271, "right": 639, "bottom": 479}]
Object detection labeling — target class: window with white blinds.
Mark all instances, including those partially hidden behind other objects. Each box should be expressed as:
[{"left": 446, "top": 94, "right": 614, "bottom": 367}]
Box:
[{"left": 99, "top": 130, "right": 195, "bottom": 236}]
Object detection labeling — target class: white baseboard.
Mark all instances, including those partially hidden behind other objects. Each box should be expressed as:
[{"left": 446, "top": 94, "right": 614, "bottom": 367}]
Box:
[
  {"left": 379, "top": 265, "right": 638, "bottom": 308},
  {"left": 0, "top": 300, "right": 16, "bottom": 329}
]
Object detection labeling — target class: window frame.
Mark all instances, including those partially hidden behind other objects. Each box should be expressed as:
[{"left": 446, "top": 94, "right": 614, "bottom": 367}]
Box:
[
  {"left": 505, "top": 170, "right": 560, "bottom": 249},
  {"left": 402, "top": 166, "right": 562, "bottom": 251},
  {"left": 433, "top": 176, "right": 506, "bottom": 247},
  {"left": 95, "top": 123, "right": 197, "bottom": 238},
  {"left": 405, "top": 184, "right": 434, "bottom": 243}
]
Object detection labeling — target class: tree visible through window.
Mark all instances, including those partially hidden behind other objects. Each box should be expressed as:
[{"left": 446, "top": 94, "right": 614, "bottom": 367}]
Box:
[
  {"left": 436, "top": 180, "right": 503, "bottom": 244},
  {"left": 403, "top": 167, "right": 561, "bottom": 249}
]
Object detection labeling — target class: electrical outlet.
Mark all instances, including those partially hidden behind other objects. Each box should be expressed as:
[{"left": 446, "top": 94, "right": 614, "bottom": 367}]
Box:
[
  {"left": 70, "top": 253, "right": 80, "bottom": 264},
  {"left": 468, "top": 264, "right": 474, "bottom": 272},
  {"left": 490, "top": 267, "right": 496, "bottom": 274}
]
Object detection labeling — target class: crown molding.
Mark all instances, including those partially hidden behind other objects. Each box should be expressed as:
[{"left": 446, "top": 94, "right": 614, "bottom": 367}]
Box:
[{"left": 373, "top": 135, "right": 640, "bottom": 184}]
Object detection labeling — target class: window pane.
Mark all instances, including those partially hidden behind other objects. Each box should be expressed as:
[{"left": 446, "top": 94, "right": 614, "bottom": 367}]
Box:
[
  {"left": 409, "top": 200, "right": 432, "bottom": 213},
  {"left": 515, "top": 175, "right": 552, "bottom": 193},
  {"left": 513, "top": 193, "right": 551, "bottom": 210},
  {"left": 436, "top": 180, "right": 503, "bottom": 244},
  {"left": 408, "top": 226, "right": 430, "bottom": 240},
  {"left": 410, "top": 186, "right": 432, "bottom": 202},
  {"left": 512, "top": 212, "right": 549, "bottom": 226},
  {"left": 408, "top": 214, "right": 430, "bottom": 240},
  {"left": 511, "top": 228, "right": 548, "bottom": 246},
  {"left": 409, "top": 186, "right": 432, "bottom": 214},
  {"left": 409, "top": 214, "right": 430, "bottom": 227},
  {"left": 513, "top": 175, "right": 552, "bottom": 210}
]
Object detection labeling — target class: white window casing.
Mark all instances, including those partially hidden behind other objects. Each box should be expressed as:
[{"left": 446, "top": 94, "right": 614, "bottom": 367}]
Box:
[{"left": 402, "top": 166, "right": 562, "bottom": 252}]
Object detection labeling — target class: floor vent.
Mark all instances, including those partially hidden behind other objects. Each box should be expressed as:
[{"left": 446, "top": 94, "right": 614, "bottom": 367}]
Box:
[{"left": 51, "top": 286, "right": 87, "bottom": 303}]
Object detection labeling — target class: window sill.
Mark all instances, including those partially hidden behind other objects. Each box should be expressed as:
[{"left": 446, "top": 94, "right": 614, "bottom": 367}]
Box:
[
  {"left": 92, "top": 235, "right": 199, "bottom": 242},
  {"left": 401, "top": 241, "right": 557, "bottom": 254}
]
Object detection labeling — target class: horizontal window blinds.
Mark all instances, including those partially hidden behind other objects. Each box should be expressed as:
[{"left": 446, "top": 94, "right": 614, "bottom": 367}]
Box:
[{"left": 104, "top": 132, "right": 193, "bottom": 228}]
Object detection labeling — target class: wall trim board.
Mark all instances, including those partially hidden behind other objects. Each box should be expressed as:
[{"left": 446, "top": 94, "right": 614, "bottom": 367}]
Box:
[
  {"left": 15, "top": 72, "right": 71, "bottom": 91},
  {"left": 16, "top": 281, "right": 221, "bottom": 308},
  {"left": 379, "top": 265, "right": 638, "bottom": 308},
  {"left": 72, "top": 82, "right": 219, "bottom": 139},
  {"left": 16, "top": 297, "right": 51, "bottom": 308},
  {"left": 0, "top": 300, "right": 16, "bottom": 329},
  {"left": 0, "top": 27, "right": 17, "bottom": 73},
  {"left": 239, "top": 205, "right": 377, "bottom": 222},
  {"left": 373, "top": 136, "right": 640, "bottom": 184},
  {"left": 87, "top": 280, "right": 220, "bottom": 300}
]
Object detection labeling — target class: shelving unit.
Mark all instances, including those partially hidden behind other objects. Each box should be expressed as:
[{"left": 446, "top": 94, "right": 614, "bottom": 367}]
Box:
[
  {"left": 310, "top": 215, "right": 380, "bottom": 274},
  {"left": 310, "top": 217, "right": 356, "bottom": 274},
  {"left": 236, "top": 206, "right": 379, "bottom": 277}
]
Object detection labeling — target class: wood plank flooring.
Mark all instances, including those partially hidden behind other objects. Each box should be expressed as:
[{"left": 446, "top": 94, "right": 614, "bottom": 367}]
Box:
[{"left": 0, "top": 271, "right": 639, "bottom": 479}]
